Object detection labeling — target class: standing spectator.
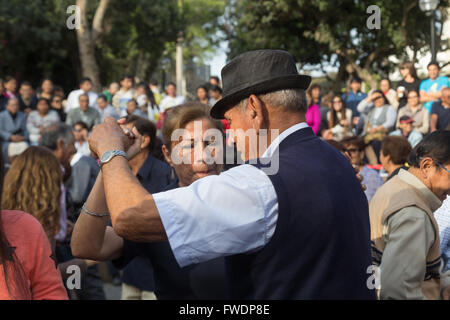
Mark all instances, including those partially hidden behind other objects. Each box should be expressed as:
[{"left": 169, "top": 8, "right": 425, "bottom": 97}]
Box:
[
  {"left": 342, "top": 76, "right": 367, "bottom": 128},
  {"left": 66, "top": 78, "right": 98, "bottom": 112},
  {"left": 149, "top": 79, "right": 163, "bottom": 106},
  {"left": 0, "top": 148, "right": 68, "bottom": 300},
  {"left": 380, "top": 78, "right": 399, "bottom": 110},
  {"left": 379, "top": 136, "right": 412, "bottom": 181},
  {"left": 324, "top": 95, "right": 353, "bottom": 141},
  {"left": 305, "top": 91, "right": 321, "bottom": 134},
  {"left": 96, "top": 94, "right": 119, "bottom": 123},
  {"left": 2, "top": 76, "right": 18, "bottom": 100},
  {"left": 135, "top": 82, "right": 158, "bottom": 121},
  {"left": 103, "top": 82, "right": 120, "bottom": 104},
  {"left": 125, "top": 99, "right": 147, "bottom": 118},
  {"left": 369, "top": 131, "right": 450, "bottom": 300},
  {"left": 397, "top": 61, "right": 422, "bottom": 109},
  {"left": 420, "top": 61, "right": 449, "bottom": 114},
  {"left": 396, "top": 90, "right": 429, "bottom": 135},
  {"left": 390, "top": 115, "right": 423, "bottom": 148},
  {"left": 159, "top": 82, "right": 185, "bottom": 113},
  {"left": 209, "top": 76, "right": 221, "bottom": 88},
  {"left": 72, "top": 121, "right": 91, "bottom": 158},
  {"left": 434, "top": 195, "right": 450, "bottom": 300},
  {"left": 430, "top": 87, "right": 450, "bottom": 132},
  {"left": 18, "top": 82, "right": 38, "bottom": 115},
  {"left": 308, "top": 83, "right": 322, "bottom": 106},
  {"left": 342, "top": 136, "right": 384, "bottom": 201},
  {"left": 112, "top": 75, "right": 136, "bottom": 116},
  {"left": 0, "top": 98, "right": 28, "bottom": 163},
  {"left": 50, "top": 95, "right": 67, "bottom": 122},
  {"left": 65, "top": 94, "right": 100, "bottom": 131},
  {"left": 27, "top": 98, "right": 60, "bottom": 146},
  {"left": 37, "top": 79, "right": 54, "bottom": 100},
  {"left": 196, "top": 85, "right": 212, "bottom": 106}
]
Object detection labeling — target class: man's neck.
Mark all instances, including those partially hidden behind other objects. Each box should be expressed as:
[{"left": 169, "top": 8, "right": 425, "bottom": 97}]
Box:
[
  {"left": 386, "top": 163, "right": 402, "bottom": 176},
  {"left": 129, "top": 150, "right": 149, "bottom": 176},
  {"left": 442, "top": 101, "right": 450, "bottom": 109}
]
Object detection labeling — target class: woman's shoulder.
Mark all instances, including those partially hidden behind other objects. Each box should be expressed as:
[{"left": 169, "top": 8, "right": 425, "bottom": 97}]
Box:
[{"left": 1, "top": 210, "right": 43, "bottom": 237}]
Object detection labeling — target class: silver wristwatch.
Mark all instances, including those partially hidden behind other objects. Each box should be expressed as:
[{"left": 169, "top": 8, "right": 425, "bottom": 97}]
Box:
[{"left": 100, "top": 150, "right": 127, "bottom": 167}]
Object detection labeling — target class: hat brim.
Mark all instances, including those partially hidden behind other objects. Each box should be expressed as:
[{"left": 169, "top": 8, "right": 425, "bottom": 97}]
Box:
[{"left": 210, "top": 74, "right": 312, "bottom": 119}]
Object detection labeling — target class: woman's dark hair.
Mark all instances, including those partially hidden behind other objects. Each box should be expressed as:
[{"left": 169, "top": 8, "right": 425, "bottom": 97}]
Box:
[
  {"left": 137, "top": 82, "right": 158, "bottom": 110},
  {"left": 381, "top": 136, "right": 412, "bottom": 165},
  {"left": 0, "top": 148, "right": 29, "bottom": 299},
  {"left": 408, "top": 130, "right": 450, "bottom": 168},
  {"left": 400, "top": 61, "right": 418, "bottom": 80},
  {"left": 36, "top": 97, "right": 50, "bottom": 108},
  {"left": 125, "top": 115, "right": 163, "bottom": 160},
  {"left": 196, "top": 85, "right": 210, "bottom": 100},
  {"left": 328, "top": 95, "right": 347, "bottom": 129},
  {"left": 371, "top": 89, "right": 389, "bottom": 105},
  {"left": 342, "top": 136, "right": 366, "bottom": 151}
]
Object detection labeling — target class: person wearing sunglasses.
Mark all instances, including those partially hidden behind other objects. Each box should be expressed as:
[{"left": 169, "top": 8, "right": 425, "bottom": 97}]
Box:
[{"left": 369, "top": 130, "right": 450, "bottom": 300}]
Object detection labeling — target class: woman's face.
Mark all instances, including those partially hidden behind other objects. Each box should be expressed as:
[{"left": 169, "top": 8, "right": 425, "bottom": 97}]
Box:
[
  {"left": 332, "top": 97, "right": 343, "bottom": 111},
  {"left": 165, "top": 118, "right": 223, "bottom": 187},
  {"left": 380, "top": 80, "right": 390, "bottom": 93},
  {"left": 400, "top": 66, "right": 410, "bottom": 78},
  {"left": 197, "top": 88, "right": 207, "bottom": 101},
  {"left": 5, "top": 79, "right": 17, "bottom": 92},
  {"left": 42, "top": 80, "right": 53, "bottom": 94},
  {"left": 37, "top": 100, "right": 49, "bottom": 114},
  {"left": 373, "top": 93, "right": 385, "bottom": 107}
]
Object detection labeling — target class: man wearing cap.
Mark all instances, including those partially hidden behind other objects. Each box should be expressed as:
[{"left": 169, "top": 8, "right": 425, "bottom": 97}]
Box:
[
  {"left": 390, "top": 115, "right": 423, "bottom": 148},
  {"left": 86, "top": 50, "right": 375, "bottom": 299}
]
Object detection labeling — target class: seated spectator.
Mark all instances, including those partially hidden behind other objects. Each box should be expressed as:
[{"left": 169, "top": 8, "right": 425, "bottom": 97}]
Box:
[
  {"left": 2, "top": 76, "right": 18, "bottom": 100},
  {"left": 308, "top": 83, "right": 322, "bottom": 106},
  {"left": 431, "top": 87, "right": 450, "bottom": 132},
  {"left": 305, "top": 91, "right": 321, "bottom": 134},
  {"left": 37, "top": 79, "right": 54, "bottom": 100},
  {"left": 420, "top": 61, "right": 449, "bottom": 113},
  {"left": 319, "top": 92, "right": 333, "bottom": 135},
  {"left": 379, "top": 136, "right": 412, "bottom": 181},
  {"left": 96, "top": 94, "right": 119, "bottom": 122},
  {"left": 390, "top": 115, "right": 423, "bottom": 148},
  {"left": 103, "top": 82, "right": 120, "bottom": 104},
  {"left": 342, "top": 76, "right": 367, "bottom": 130},
  {"left": 380, "top": 78, "right": 399, "bottom": 110},
  {"left": 396, "top": 90, "right": 429, "bottom": 135},
  {"left": 27, "top": 98, "right": 60, "bottom": 146},
  {"left": 0, "top": 148, "right": 68, "bottom": 300},
  {"left": 112, "top": 75, "right": 136, "bottom": 116},
  {"left": 0, "top": 79, "right": 7, "bottom": 111},
  {"left": 125, "top": 99, "right": 146, "bottom": 118},
  {"left": 66, "top": 77, "right": 98, "bottom": 112},
  {"left": 342, "top": 136, "right": 384, "bottom": 201},
  {"left": 52, "top": 86, "right": 67, "bottom": 112},
  {"left": 159, "top": 82, "right": 185, "bottom": 113},
  {"left": 72, "top": 121, "right": 91, "bottom": 158},
  {"left": 0, "top": 98, "right": 28, "bottom": 163},
  {"left": 18, "top": 81, "right": 37, "bottom": 115},
  {"left": 209, "top": 85, "right": 223, "bottom": 104},
  {"left": 65, "top": 93, "right": 100, "bottom": 131},
  {"left": 50, "top": 95, "right": 67, "bottom": 122},
  {"left": 358, "top": 90, "right": 397, "bottom": 163},
  {"left": 324, "top": 95, "right": 353, "bottom": 141},
  {"left": 396, "top": 61, "right": 422, "bottom": 109}
]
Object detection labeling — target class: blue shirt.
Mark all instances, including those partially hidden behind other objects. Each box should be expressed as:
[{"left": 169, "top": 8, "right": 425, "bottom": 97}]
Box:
[
  {"left": 419, "top": 76, "right": 450, "bottom": 113},
  {"left": 153, "top": 122, "right": 309, "bottom": 268},
  {"left": 389, "top": 129, "right": 423, "bottom": 148},
  {"left": 342, "top": 90, "right": 367, "bottom": 117},
  {"left": 360, "top": 165, "right": 384, "bottom": 202},
  {"left": 434, "top": 196, "right": 450, "bottom": 272}
]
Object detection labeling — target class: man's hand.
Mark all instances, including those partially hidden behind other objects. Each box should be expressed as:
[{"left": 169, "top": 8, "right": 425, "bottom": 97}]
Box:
[
  {"left": 88, "top": 117, "right": 133, "bottom": 158},
  {"left": 10, "top": 135, "right": 25, "bottom": 143}
]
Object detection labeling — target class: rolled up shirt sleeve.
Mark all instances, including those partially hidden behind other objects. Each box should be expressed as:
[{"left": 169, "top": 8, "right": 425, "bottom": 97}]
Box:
[{"left": 153, "top": 164, "right": 278, "bottom": 268}]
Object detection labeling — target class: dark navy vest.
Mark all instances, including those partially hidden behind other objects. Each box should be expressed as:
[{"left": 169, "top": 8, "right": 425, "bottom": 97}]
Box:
[{"left": 225, "top": 127, "right": 376, "bottom": 300}]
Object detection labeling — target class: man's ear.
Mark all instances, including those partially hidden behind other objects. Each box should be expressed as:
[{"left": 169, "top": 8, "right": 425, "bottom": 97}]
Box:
[
  {"left": 56, "top": 138, "right": 65, "bottom": 152},
  {"left": 162, "top": 144, "right": 174, "bottom": 168},
  {"left": 247, "top": 94, "right": 264, "bottom": 130},
  {"left": 419, "top": 157, "right": 434, "bottom": 179}
]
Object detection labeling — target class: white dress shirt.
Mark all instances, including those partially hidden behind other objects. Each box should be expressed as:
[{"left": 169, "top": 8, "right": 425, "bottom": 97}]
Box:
[
  {"left": 66, "top": 89, "right": 98, "bottom": 112},
  {"left": 153, "top": 122, "right": 309, "bottom": 267}
]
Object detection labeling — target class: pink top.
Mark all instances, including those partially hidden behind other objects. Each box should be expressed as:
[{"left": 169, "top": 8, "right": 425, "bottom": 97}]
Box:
[
  {"left": 0, "top": 210, "right": 68, "bottom": 300},
  {"left": 305, "top": 104, "right": 321, "bottom": 134}
]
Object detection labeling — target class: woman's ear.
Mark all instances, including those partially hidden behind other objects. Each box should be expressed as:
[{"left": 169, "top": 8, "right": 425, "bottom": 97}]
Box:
[
  {"left": 141, "top": 135, "right": 151, "bottom": 150},
  {"left": 162, "top": 144, "right": 174, "bottom": 168}
]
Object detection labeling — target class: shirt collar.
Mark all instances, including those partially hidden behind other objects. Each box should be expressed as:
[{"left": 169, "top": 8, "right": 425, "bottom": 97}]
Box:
[
  {"left": 262, "top": 122, "right": 309, "bottom": 158},
  {"left": 398, "top": 169, "right": 442, "bottom": 212},
  {"left": 137, "top": 154, "right": 155, "bottom": 181}
]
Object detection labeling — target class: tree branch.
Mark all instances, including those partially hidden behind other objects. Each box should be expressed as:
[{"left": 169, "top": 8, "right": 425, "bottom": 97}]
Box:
[{"left": 92, "top": 0, "right": 111, "bottom": 43}]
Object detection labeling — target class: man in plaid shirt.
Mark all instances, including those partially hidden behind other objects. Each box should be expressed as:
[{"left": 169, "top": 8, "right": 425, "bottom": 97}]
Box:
[{"left": 435, "top": 195, "right": 450, "bottom": 299}]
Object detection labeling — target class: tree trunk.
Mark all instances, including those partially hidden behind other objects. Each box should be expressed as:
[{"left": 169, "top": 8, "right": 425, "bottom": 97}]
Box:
[{"left": 76, "top": 0, "right": 110, "bottom": 93}]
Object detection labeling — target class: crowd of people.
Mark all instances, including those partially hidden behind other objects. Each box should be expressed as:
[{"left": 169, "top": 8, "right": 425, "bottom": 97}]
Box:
[{"left": 0, "top": 50, "right": 449, "bottom": 300}]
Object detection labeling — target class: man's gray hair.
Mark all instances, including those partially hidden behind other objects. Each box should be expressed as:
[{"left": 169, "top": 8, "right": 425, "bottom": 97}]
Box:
[
  {"left": 39, "top": 123, "right": 74, "bottom": 151},
  {"left": 239, "top": 89, "right": 307, "bottom": 113}
]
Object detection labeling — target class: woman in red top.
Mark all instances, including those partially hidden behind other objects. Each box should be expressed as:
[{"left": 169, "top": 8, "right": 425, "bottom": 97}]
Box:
[{"left": 0, "top": 148, "right": 67, "bottom": 300}]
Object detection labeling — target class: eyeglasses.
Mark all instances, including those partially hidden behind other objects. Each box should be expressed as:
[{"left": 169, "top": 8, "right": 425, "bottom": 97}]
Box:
[
  {"left": 346, "top": 148, "right": 359, "bottom": 154},
  {"left": 436, "top": 161, "right": 450, "bottom": 174}
]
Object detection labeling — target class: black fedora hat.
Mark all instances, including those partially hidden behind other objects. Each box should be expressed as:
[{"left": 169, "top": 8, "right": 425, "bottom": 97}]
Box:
[{"left": 211, "top": 49, "right": 311, "bottom": 119}]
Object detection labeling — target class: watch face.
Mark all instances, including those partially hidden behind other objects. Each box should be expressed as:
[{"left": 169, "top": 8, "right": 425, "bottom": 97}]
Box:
[{"left": 101, "top": 150, "right": 114, "bottom": 163}]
